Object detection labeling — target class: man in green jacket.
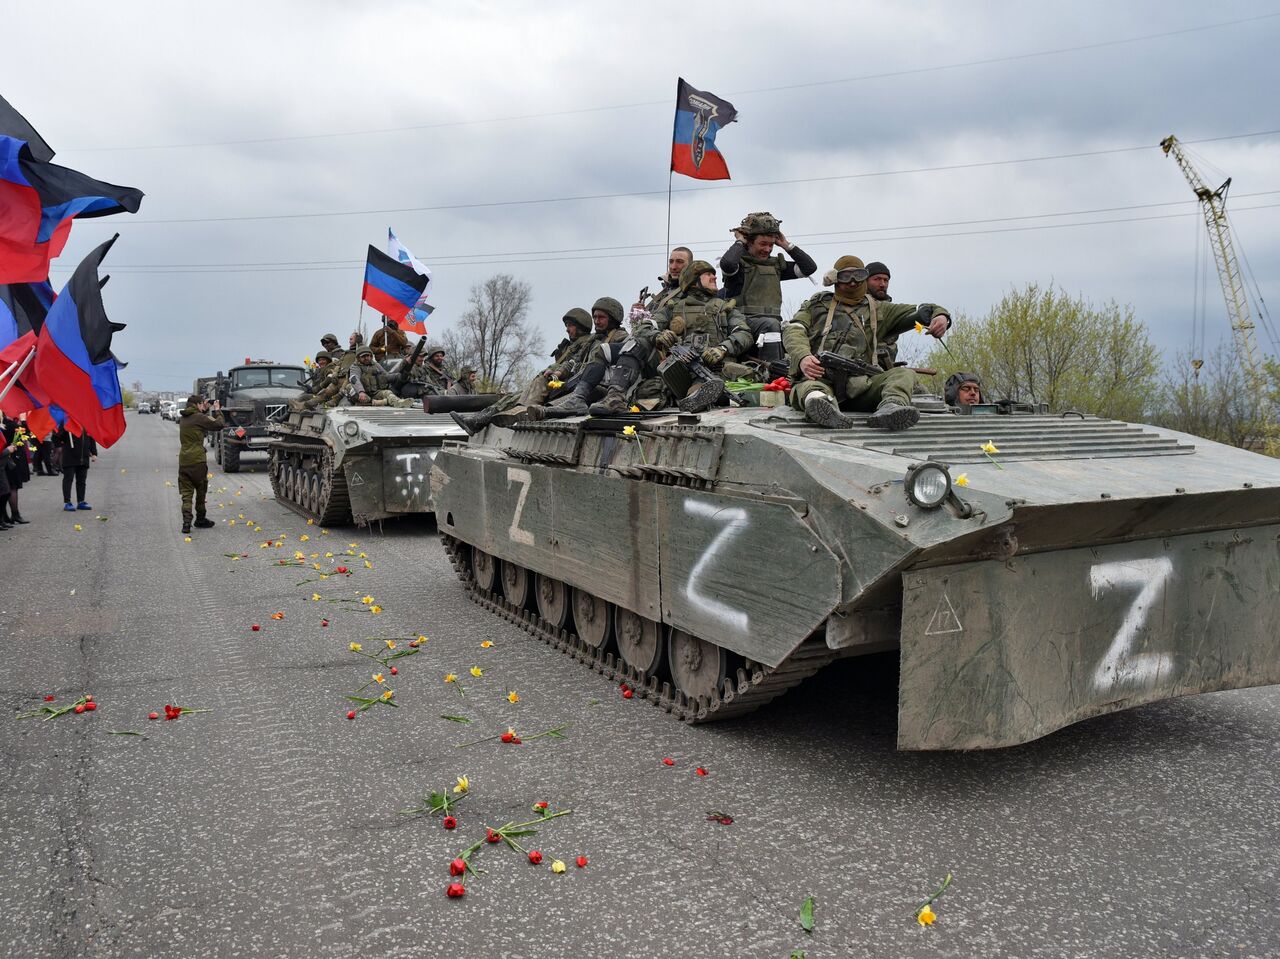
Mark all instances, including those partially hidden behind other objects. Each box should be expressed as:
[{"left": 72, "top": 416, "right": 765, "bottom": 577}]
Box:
[
  {"left": 783, "top": 255, "right": 951, "bottom": 431},
  {"left": 178, "top": 394, "right": 224, "bottom": 534}
]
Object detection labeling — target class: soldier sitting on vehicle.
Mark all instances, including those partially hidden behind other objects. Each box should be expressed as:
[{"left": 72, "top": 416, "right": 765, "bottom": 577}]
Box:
[
  {"left": 719, "top": 212, "right": 817, "bottom": 373},
  {"left": 451, "top": 308, "right": 595, "bottom": 434},
  {"left": 320, "top": 333, "right": 344, "bottom": 366},
  {"left": 783, "top": 255, "right": 952, "bottom": 431},
  {"left": 291, "top": 351, "right": 334, "bottom": 409},
  {"left": 407, "top": 345, "right": 453, "bottom": 396},
  {"left": 347, "top": 347, "right": 415, "bottom": 407},
  {"left": 944, "top": 372, "right": 985, "bottom": 407},
  {"left": 589, "top": 259, "right": 752, "bottom": 415},
  {"left": 448, "top": 368, "right": 479, "bottom": 395},
  {"left": 369, "top": 315, "right": 409, "bottom": 359},
  {"left": 631, "top": 246, "right": 693, "bottom": 326},
  {"left": 531, "top": 297, "right": 633, "bottom": 417}
]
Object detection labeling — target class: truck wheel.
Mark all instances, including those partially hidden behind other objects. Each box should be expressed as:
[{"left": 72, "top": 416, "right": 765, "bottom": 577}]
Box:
[
  {"left": 223, "top": 444, "right": 241, "bottom": 473},
  {"left": 214, "top": 435, "right": 223, "bottom": 465}
]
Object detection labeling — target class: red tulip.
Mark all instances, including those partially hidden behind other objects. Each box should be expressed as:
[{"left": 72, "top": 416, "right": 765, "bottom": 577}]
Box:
[
  {"left": 335, "top": 566, "right": 349, "bottom": 574},
  {"left": 527, "top": 850, "right": 543, "bottom": 865},
  {"left": 511, "top": 736, "right": 522, "bottom": 744},
  {"left": 576, "top": 856, "right": 588, "bottom": 868},
  {"left": 73, "top": 704, "right": 86, "bottom": 714},
  {"left": 43, "top": 695, "right": 55, "bottom": 702},
  {"left": 321, "top": 619, "right": 330, "bottom": 627},
  {"left": 390, "top": 667, "right": 398, "bottom": 676},
  {"left": 148, "top": 712, "right": 159, "bottom": 721},
  {"left": 251, "top": 624, "right": 261, "bottom": 631},
  {"left": 442, "top": 816, "right": 457, "bottom": 830},
  {"left": 485, "top": 828, "right": 500, "bottom": 844},
  {"left": 346, "top": 711, "right": 357, "bottom": 720},
  {"left": 446, "top": 882, "right": 465, "bottom": 898},
  {"left": 449, "top": 858, "right": 466, "bottom": 876},
  {"left": 84, "top": 695, "right": 93, "bottom": 702},
  {"left": 662, "top": 757, "right": 675, "bottom": 766},
  {"left": 500, "top": 731, "right": 514, "bottom": 743},
  {"left": 534, "top": 802, "right": 549, "bottom": 810},
  {"left": 85, "top": 702, "right": 97, "bottom": 712},
  {"left": 622, "top": 688, "right": 633, "bottom": 699},
  {"left": 695, "top": 767, "right": 708, "bottom": 777}
]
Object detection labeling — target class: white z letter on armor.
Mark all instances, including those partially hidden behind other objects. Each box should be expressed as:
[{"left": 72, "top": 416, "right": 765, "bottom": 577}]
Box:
[
  {"left": 506, "top": 467, "right": 535, "bottom": 545},
  {"left": 684, "top": 499, "right": 749, "bottom": 633},
  {"left": 1089, "top": 557, "right": 1174, "bottom": 690}
]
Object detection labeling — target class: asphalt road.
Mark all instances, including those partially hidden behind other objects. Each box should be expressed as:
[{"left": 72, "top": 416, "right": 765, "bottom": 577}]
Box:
[{"left": 2, "top": 414, "right": 1278, "bottom": 959}]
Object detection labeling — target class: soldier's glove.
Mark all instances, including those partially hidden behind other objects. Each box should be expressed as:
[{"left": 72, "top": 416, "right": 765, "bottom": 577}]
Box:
[
  {"left": 654, "top": 329, "right": 679, "bottom": 350},
  {"left": 700, "top": 346, "right": 726, "bottom": 366}
]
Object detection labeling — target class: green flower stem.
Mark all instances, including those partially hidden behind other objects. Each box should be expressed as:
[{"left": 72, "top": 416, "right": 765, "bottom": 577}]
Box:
[
  {"left": 983, "top": 452, "right": 1005, "bottom": 471},
  {"left": 521, "top": 724, "right": 570, "bottom": 742},
  {"left": 914, "top": 872, "right": 953, "bottom": 915}
]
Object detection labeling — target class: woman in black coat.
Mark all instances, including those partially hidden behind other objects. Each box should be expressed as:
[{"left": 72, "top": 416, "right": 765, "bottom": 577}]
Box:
[
  {"left": 55, "top": 427, "right": 97, "bottom": 511},
  {"left": 1, "top": 417, "right": 32, "bottom": 524}
]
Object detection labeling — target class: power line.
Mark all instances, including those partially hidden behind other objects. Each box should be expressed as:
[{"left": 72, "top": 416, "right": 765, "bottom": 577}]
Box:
[
  {"left": 81, "top": 129, "right": 1280, "bottom": 227},
  {"left": 63, "top": 12, "right": 1280, "bottom": 153},
  {"left": 57, "top": 201, "right": 1280, "bottom": 275},
  {"left": 62, "top": 190, "right": 1280, "bottom": 269}
]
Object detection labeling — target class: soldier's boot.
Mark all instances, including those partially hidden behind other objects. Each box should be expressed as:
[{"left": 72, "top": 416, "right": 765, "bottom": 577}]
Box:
[
  {"left": 866, "top": 402, "right": 920, "bottom": 431},
  {"left": 588, "top": 361, "right": 640, "bottom": 416},
  {"left": 450, "top": 408, "right": 497, "bottom": 435},
  {"left": 803, "top": 392, "right": 855, "bottom": 430},
  {"left": 193, "top": 517, "right": 215, "bottom": 529},
  {"left": 678, "top": 378, "right": 726, "bottom": 414},
  {"left": 495, "top": 405, "right": 545, "bottom": 426},
  {"left": 544, "top": 362, "right": 607, "bottom": 417}
]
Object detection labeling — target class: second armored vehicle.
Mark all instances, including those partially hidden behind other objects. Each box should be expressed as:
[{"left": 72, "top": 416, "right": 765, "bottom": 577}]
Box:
[{"left": 205, "top": 361, "right": 307, "bottom": 472}]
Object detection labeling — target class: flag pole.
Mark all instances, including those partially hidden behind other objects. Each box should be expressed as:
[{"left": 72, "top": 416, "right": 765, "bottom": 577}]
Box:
[
  {"left": 664, "top": 169, "right": 673, "bottom": 260},
  {"left": 0, "top": 346, "right": 37, "bottom": 406}
]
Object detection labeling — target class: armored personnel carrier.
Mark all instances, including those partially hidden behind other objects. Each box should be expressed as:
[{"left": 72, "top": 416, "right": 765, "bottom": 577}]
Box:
[
  {"left": 268, "top": 404, "right": 475, "bottom": 525},
  {"left": 432, "top": 405, "right": 1280, "bottom": 750}
]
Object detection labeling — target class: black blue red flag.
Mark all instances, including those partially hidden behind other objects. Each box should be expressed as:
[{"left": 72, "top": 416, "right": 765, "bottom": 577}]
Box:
[
  {"left": 0, "top": 280, "right": 56, "bottom": 420},
  {"left": 0, "top": 94, "right": 144, "bottom": 283},
  {"left": 32, "top": 235, "right": 126, "bottom": 447},
  {"left": 670, "top": 79, "right": 738, "bottom": 181},
  {"left": 362, "top": 245, "right": 429, "bottom": 322}
]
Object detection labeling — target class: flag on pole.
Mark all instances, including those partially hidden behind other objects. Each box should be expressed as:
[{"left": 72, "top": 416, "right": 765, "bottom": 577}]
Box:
[
  {"left": 387, "top": 228, "right": 433, "bottom": 334},
  {"left": 0, "top": 280, "right": 55, "bottom": 418},
  {"left": 670, "top": 79, "right": 738, "bottom": 181},
  {"left": 32, "top": 235, "right": 127, "bottom": 447},
  {"left": 362, "top": 245, "right": 429, "bottom": 325},
  {"left": 0, "top": 95, "right": 144, "bottom": 283}
]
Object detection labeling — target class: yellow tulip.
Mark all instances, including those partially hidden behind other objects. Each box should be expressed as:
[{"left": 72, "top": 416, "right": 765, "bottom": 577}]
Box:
[
  {"left": 507, "top": 691, "right": 520, "bottom": 704},
  {"left": 381, "top": 689, "right": 394, "bottom": 701},
  {"left": 551, "top": 860, "right": 566, "bottom": 874},
  {"left": 349, "top": 643, "right": 363, "bottom": 652},
  {"left": 954, "top": 473, "right": 969, "bottom": 487},
  {"left": 917, "top": 905, "right": 936, "bottom": 927},
  {"left": 453, "top": 775, "right": 469, "bottom": 794},
  {"left": 981, "top": 441, "right": 999, "bottom": 454},
  {"left": 480, "top": 640, "right": 493, "bottom": 649},
  {"left": 469, "top": 666, "right": 483, "bottom": 678},
  {"left": 385, "top": 640, "right": 396, "bottom": 649},
  {"left": 444, "top": 673, "right": 457, "bottom": 683},
  {"left": 622, "top": 425, "right": 636, "bottom": 437}
]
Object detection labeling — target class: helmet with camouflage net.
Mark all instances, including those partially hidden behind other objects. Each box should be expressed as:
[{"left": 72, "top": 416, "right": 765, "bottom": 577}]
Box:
[
  {"left": 678, "top": 259, "right": 717, "bottom": 294},
  {"left": 592, "top": 296, "right": 624, "bottom": 327},
  {"left": 733, "top": 211, "right": 782, "bottom": 237}
]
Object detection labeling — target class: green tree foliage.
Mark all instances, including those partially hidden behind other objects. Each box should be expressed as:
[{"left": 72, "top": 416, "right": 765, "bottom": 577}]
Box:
[
  {"left": 920, "top": 283, "right": 1161, "bottom": 420},
  {"left": 122, "top": 388, "right": 135, "bottom": 408}
]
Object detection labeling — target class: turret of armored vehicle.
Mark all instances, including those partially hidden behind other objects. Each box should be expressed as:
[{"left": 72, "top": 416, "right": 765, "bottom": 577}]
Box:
[
  {"left": 432, "top": 403, "right": 1280, "bottom": 750},
  {"left": 206, "top": 361, "right": 307, "bottom": 472},
  {"left": 268, "top": 401, "right": 486, "bottom": 525}
]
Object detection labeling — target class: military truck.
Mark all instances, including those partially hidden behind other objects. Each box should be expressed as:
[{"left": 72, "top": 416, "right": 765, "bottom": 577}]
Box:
[
  {"left": 205, "top": 360, "right": 307, "bottom": 473},
  {"left": 268, "top": 402, "right": 482, "bottom": 525},
  {"left": 431, "top": 404, "right": 1280, "bottom": 750}
]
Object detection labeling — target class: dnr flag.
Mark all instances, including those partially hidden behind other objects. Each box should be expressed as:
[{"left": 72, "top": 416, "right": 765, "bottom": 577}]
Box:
[
  {"left": 362, "top": 245, "right": 429, "bottom": 323},
  {"left": 670, "top": 79, "right": 738, "bottom": 181}
]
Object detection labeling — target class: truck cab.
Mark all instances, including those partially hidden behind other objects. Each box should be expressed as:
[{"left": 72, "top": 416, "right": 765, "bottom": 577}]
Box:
[{"left": 209, "top": 360, "right": 306, "bottom": 472}]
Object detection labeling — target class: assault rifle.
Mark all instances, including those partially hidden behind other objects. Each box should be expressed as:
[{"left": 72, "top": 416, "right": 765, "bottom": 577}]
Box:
[{"left": 816, "top": 351, "right": 884, "bottom": 403}]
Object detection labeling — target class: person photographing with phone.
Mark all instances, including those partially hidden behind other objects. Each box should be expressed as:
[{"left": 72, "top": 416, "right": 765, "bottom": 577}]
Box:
[{"left": 177, "top": 394, "right": 224, "bottom": 535}]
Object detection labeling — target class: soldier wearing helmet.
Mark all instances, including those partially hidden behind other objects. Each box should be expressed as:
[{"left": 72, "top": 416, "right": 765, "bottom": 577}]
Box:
[
  {"left": 347, "top": 346, "right": 414, "bottom": 407},
  {"left": 719, "top": 212, "right": 817, "bottom": 370},
  {"left": 406, "top": 344, "right": 453, "bottom": 396},
  {"left": 448, "top": 368, "right": 479, "bottom": 395},
  {"left": 320, "top": 333, "right": 344, "bottom": 366},
  {"left": 783, "top": 255, "right": 952, "bottom": 432}
]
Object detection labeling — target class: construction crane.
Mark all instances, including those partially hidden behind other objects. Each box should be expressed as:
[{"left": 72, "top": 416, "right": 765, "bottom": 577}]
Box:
[{"left": 1161, "top": 134, "right": 1278, "bottom": 456}]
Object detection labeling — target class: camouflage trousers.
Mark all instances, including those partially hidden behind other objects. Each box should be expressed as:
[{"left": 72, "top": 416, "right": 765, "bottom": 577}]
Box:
[
  {"left": 178, "top": 462, "right": 209, "bottom": 524},
  {"left": 790, "top": 367, "right": 915, "bottom": 413},
  {"left": 354, "top": 390, "right": 415, "bottom": 408}
]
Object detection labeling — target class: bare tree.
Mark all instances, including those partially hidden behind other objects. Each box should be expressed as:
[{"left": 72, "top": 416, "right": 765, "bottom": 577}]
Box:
[
  {"left": 441, "top": 274, "right": 543, "bottom": 391},
  {"left": 1149, "top": 343, "right": 1261, "bottom": 449}
]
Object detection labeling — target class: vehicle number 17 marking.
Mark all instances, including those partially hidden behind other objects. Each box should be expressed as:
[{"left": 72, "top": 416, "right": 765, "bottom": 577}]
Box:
[{"left": 1089, "top": 557, "right": 1173, "bottom": 690}]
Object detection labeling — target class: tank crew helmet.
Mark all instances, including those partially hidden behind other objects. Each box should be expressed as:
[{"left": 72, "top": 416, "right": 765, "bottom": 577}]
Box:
[
  {"left": 823, "top": 255, "right": 869, "bottom": 287},
  {"left": 562, "top": 307, "right": 592, "bottom": 335},
  {"left": 733, "top": 211, "right": 782, "bottom": 237},
  {"left": 321, "top": 333, "right": 340, "bottom": 348},
  {"left": 865, "top": 261, "right": 890, "bottom": 279},
  {"left": 945, "top": 372, "right": 984, "bottom": 405},
  {"left": 592, "top": 296, "right": 624, "bottom": 328},
  {"left": 678, "top": 259, "right": 717, "bottom": 294},
  {"left": 356, "top": 346, "right": 374, "bottom": 359},
  {"left": 314, "top": 350, "right": 332, "bottom": 364}
]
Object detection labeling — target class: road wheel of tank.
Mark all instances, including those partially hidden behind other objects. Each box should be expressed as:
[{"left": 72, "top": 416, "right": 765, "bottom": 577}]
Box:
[
  {"left": 470, "top": 546, "right": 499, "bottom": 593},
  {"left": 572, "top": 589, "right": 614, "bottom": 652},
  {"left": 223, "top": 443, "right": 241, "bottom": 473},
  {"left": 615, "top": 608, "right": 665, "bottom": 678},
  {"left": 500, "top": 561, "right": 532, "bottom": 610},
  {"left": 667, "top": 629, "right": 729, "bottom": 703},
  {"left": 308, "top": 473, "right": 322, "bottom": 515},
  {"left": 535, "top": 574, "right": 570, "bottom": 630}
]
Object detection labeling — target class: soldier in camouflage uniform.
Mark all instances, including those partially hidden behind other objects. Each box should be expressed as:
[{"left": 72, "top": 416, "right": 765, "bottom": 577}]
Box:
[
  {"left": 347, "top": 347, "right": 415, "bottom": 407},
  {"left": 631, "top": 246, "right": 693, "bottom": 324},
  {"left": 719, "top": 212, "right": 817, "bottom": 370},
  {"left": 320, "top": 333, "right": 344, "bottom": 367},
  {"left": 408, "top": 346, "right": 453, "bottom": 396},
  {"left": 783, "top": 255, "right": 951, "bottom": 431},
  {"left": 591, "top": 260, "right": 752, "bottom": 415},
  {"left": 291, "top": 351, "right": 333, "bottom": 410},
  {"left": 539, "top": 297, "right": 633, "bottom": 416},
  {"left": 448, "top": 368, "right": 479, "bottom": 395},
  {"left": 451, "top": 308, "right": 595, "bottom": 434},
  {"left": 369, "top": 316, "right": 409, "bottom": 359}
]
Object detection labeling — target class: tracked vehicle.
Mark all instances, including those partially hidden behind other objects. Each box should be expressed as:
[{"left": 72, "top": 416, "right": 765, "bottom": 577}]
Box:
[
  {"left": 268, "top": 405, "right": 471, "bottom": 525},
  {"left": 433, "top": 404, "right": 1280, "bottom": 749}
]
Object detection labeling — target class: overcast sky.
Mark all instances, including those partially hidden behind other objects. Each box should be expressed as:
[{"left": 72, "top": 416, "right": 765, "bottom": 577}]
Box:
[{"left": 5, "top": 0, "right": 1279, "bottom": 394}]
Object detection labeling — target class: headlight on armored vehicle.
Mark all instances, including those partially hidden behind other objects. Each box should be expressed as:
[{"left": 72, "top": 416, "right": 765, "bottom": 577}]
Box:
[
  {"left": 904, "top": 462, "right": 951, "bottom": 509},
  {"left": 342, "top": 421, "right": 360, "bottom": 437}
]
